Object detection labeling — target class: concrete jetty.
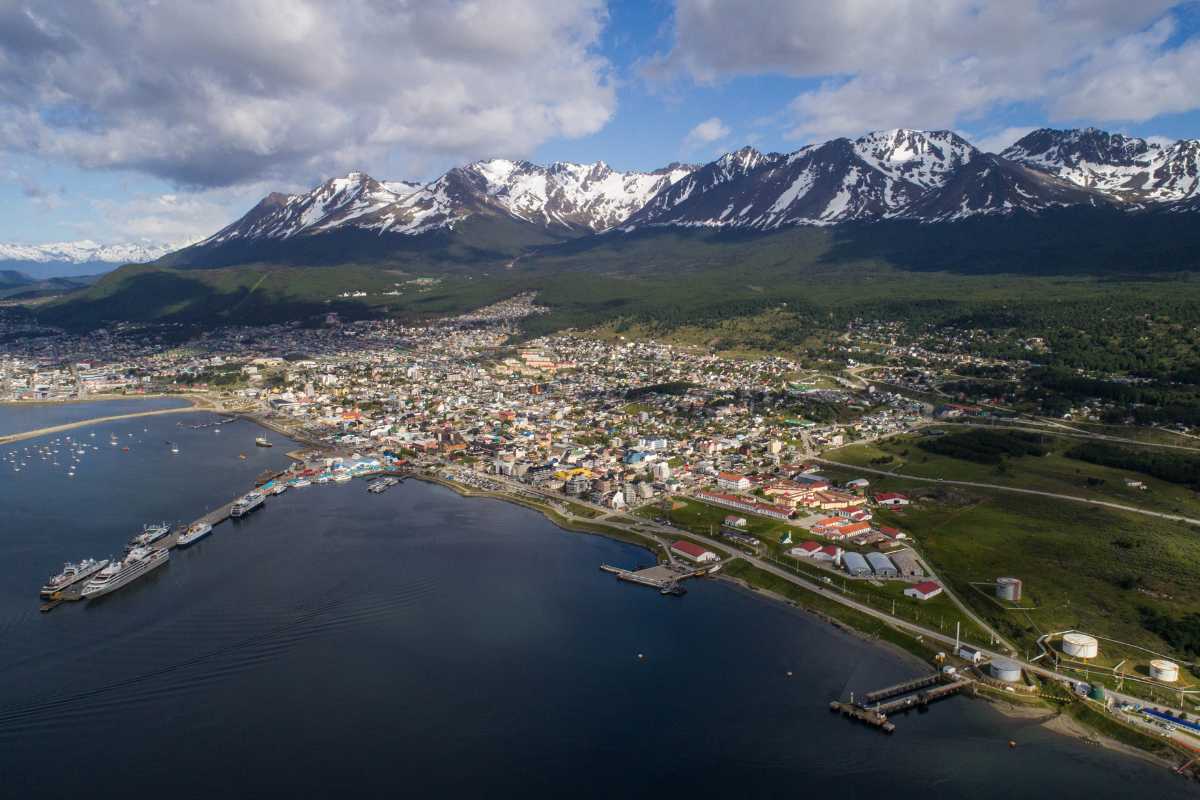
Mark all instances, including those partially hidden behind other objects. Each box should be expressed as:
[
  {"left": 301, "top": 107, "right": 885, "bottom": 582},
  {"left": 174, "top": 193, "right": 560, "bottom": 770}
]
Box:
[{"left": 1, "top": 404, "right": 204, "bottom": 446}]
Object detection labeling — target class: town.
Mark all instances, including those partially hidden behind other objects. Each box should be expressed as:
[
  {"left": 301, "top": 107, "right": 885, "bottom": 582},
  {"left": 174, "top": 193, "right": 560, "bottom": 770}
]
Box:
[{"left": 3, "top": 295, "right": 1200, "bottom": 763}]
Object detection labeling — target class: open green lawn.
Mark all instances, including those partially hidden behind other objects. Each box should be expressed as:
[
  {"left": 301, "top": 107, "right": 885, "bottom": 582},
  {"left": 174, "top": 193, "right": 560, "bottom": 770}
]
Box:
[
  {"left": 642, "top": 497, "right": 798, "bottom": 545},
  {"left": 827, "top": 429, "right": 1200, "bottom": 519}
]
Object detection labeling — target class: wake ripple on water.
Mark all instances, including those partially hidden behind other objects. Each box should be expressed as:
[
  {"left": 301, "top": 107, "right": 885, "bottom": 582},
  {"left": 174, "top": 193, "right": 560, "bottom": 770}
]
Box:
[{"left": 0, "top": 577, "right": 438, "bottom": 741}]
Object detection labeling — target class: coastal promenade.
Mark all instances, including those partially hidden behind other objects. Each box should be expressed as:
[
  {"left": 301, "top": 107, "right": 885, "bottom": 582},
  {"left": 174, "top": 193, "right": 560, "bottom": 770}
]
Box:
[{"left": 0, "top": 403, "right": 206, "bottom": 446}]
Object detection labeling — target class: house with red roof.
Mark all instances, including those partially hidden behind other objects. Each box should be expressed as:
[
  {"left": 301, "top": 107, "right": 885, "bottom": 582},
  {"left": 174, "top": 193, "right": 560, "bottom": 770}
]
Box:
[
  {"left": 875, "top": 492, "right": 910, "bottom": 506},
  {"left": 671, "top": 540, "right": 718, "bottom": 563},
  {"left": 904, "top": 580, "right": 943, "bottom": 601}
]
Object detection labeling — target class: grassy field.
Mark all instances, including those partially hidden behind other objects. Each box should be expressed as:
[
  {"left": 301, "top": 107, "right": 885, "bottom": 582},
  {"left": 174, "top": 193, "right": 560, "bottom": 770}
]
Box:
[
  {"left": 826, "top": 428, "right": 1200, "bottom": 519},
  {"left": 828, "top": 476, "right": 1200, "bottom": 661}
]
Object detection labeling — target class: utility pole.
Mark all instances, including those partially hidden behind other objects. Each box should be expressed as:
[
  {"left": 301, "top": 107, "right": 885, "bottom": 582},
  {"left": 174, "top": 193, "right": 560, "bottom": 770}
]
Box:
[{"left": 955, "top": 621, "right": 960, "bottom": 653}]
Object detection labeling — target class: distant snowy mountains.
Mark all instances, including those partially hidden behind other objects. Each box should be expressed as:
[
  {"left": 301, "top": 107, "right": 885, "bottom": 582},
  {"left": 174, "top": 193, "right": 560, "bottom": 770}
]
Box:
[
  {"left": 12, "top": 127, "right": 1200, "bottom": 277},
  {"left": 0, "top": 240, "right": 172, "bottom": 279}
]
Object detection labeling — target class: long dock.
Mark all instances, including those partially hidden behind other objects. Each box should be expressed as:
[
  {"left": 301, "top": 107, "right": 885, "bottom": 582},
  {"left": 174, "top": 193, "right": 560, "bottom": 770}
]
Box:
[
  {"left": 39, "top": 494, "right": 244, "bottom": 611},
  {"left": 831, "top": 674, "right": 971, "bottom": 733},
  {"left": 861, "top": 674, "right": 941, "bottom": 705}
]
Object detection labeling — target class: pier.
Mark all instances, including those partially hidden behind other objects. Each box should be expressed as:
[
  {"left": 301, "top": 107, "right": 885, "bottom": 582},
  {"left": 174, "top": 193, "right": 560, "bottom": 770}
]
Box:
[
  {"left": 830, "top": 674, "right": 972, "bottom": 733},
  {"left": 599, "top": 561, "right": 718, "bottom": 593},
  {"left": 39, "top": 494, "right": 246, "bottom": 611}
]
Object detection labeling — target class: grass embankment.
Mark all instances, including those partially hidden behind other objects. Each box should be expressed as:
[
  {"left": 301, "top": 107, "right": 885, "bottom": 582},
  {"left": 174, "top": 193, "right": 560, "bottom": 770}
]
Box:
[{"left": 721, "top": 559, "right": 940, "bottom": 664}]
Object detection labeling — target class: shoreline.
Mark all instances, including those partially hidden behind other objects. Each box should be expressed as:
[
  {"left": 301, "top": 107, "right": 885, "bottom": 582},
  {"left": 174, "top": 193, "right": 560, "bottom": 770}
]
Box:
[
  {"left": 412, "top": 469, "right": 1196, "bottom": 776},
  {"left": 0, "top": 392, "right": 205, "bottom": 408},
  {"left": 0, "top": 397, "right": 207, "bottom": 445}
]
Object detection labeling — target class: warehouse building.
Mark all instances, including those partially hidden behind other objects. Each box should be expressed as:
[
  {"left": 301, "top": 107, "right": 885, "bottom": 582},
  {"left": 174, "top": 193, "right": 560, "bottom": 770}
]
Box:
[
  {"left": 843, "top": 551, "right": 870, "bottom": 577},
  {"left": 889, "top": 550, "right": 924, "bottom": 578},
  {"left": 671, "top": 540, "right": 718, "bottom": 564},
  {"left": 865, "top": 551, "right": 898, "bottom": 578}
]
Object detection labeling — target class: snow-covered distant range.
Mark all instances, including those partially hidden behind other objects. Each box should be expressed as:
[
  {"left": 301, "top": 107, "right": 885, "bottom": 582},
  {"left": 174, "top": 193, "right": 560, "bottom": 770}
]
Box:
[
  {"left": 144, "top": 126, "right": 1200, "bottom": 269},
  {"left": 0, "top": 240, "right": 173, "bottom": 279}
]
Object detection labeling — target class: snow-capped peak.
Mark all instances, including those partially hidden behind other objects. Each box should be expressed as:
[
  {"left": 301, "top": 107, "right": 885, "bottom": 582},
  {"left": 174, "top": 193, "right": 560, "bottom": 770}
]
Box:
[{"left": 0, "top": 239, "right": 173, "bottom": 264}]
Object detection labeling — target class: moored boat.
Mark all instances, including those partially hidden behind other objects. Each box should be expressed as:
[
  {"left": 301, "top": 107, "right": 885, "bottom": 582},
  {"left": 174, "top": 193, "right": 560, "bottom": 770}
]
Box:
[
  {"left": 40, "top": 558, "right": 109, "bottom": 598},
  {"left": 128, "top": 522, "right": 171, "bottom": 550},
  {"left": 230, "top": 491, "right": 265, "bottom": 518},
  {"left": 81, "top": 547, "right": 169, "bottom": 599},
  {"left": 176, "top": 522, "right": 213, "bottom": 547}
]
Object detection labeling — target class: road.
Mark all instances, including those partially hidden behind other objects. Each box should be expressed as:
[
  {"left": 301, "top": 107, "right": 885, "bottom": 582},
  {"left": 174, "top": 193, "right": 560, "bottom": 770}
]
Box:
[{"left": 814, "top": 458, "right": 1200, "bottom": 527}]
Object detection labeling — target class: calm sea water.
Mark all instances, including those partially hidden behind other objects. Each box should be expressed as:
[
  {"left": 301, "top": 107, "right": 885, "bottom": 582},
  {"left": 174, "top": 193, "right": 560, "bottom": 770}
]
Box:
[
  {"left": 0, "top": 396, "right": 193, "bottom": 436},
  {"left": 0, "top": 407, "right": 1193, "bottom": 798}
]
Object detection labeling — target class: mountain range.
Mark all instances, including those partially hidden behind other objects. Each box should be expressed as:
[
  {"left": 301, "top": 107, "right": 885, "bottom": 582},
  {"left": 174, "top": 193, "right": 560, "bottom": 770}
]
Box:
[
  {"left": 156, "top": 126, "right": 1200, "bottom": 271},
  {"left": 0, "top": 240, "right": 172, "bottom": 279}
]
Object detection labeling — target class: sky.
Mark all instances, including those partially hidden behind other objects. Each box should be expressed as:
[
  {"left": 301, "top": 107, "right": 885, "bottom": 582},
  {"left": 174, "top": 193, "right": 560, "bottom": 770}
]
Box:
[{"left": 2, "top": 0, "right": 1200, "bottom": 248}]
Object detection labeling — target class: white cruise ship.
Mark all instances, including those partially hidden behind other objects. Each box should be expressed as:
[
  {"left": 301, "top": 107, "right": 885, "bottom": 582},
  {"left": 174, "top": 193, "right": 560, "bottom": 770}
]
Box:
[
  {"left": 176, "top": 522, "right": 213, "bottom": 547},
  {"left": 81, "top": 547, "right": 169, "bottom": 599},
  {"left": 40, "top": 558, "right": 109, "bottom": 598},
  {"left": 230, "top": 491, "right": 265, "bottom": 518}
]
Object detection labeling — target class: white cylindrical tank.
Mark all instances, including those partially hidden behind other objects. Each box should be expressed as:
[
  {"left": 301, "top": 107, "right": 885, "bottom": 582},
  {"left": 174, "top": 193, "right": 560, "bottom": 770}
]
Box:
[
  {"left": 995, "top": 577, "right": 1022, "bottom": 602},
  {"left": 1062, "top": 633, "right": 1099, "bottom": 659},
  {"left": 1150, "top": 659, "right": 1179, "bottom": 683},
  {"left": 990, "top": 658, "right": 1023, "bottom": 683}
]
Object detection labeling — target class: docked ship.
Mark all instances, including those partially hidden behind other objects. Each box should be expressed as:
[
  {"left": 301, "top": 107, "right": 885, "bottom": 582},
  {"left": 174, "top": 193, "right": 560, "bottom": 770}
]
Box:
[
  {"left": 230, "top": 491, "right": 265, "bottom": 518},
  {"left": 176, "top": 522, "right": 213, "bottom": 547},
  {"left": 40, "top": 558, "right": 109, "bottom": 598},
  {"left": 81, "top": 547, "right": 169, "bottom": 599},
  {"left": 255, "top": 437, "right": 273, "bottom": 448},
  {"left": 128, "top": 522, "right": 171, "bottom": 550}
]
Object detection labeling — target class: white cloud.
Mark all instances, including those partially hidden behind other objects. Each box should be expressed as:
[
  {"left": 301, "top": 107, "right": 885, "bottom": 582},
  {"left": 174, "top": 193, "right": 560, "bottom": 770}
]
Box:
[
  {"left": 683, "top": 116, "right": 731, "bottom": 151},
  {"left": 78, "top": 185, "right": 275, "bottom": 247},
  {"left": 655, "top": 0, "right": 1195, "bottom": 141},
  {"left": 971, "top": 127, "right": 1037, "bottom": 155},
  {"left": 0, "top": 1, "right": 616, "bottom": 188}
]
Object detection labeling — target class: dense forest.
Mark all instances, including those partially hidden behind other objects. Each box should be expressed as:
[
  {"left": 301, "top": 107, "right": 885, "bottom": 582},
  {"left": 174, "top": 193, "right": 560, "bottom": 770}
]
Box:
[
  {"left": 1140, "top": 607, "right": 1200, "bottom": 658},
  {"left": 1066, "top": 442, "right": 1200, "bottom": 488},
  {"left": 917, "top": 430, "right": 1051, "bottom": 464}
]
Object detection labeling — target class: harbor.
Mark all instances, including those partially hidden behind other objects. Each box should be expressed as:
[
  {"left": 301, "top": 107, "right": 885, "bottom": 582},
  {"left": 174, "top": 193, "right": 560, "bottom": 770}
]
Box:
[{"left": 37, "top": 451, "right": 415, "bottom": 611}]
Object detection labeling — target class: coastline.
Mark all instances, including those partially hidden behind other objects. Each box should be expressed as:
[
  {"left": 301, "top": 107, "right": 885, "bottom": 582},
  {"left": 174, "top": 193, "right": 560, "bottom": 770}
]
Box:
[
  {"left": 0, "top": 392, "right": 206, "bottom": 408},
  {"left": 410, "top": 469, "right": 1196, "bottom": 776},
  {"left": 0, "top": 396, "right": 207, "bottom": 445},
  {"left": 67, "top": 405, "right": 1192, "bottom": 780}
]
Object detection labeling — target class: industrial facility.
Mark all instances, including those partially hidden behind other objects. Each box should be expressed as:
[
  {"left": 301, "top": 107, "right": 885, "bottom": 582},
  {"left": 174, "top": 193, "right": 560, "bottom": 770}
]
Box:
[
  {"left": 1062, "top": 632, "right": 1099, "bottom": 659},
  {"left": 989, "top": 658, "right": 1023, "bottom": 683},
  {"left": 995, "top": 576, "right": 1022, "bottom": 602},
  {"left": 1149, "top": 659, "right": 1180, "bottom": 683}
]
